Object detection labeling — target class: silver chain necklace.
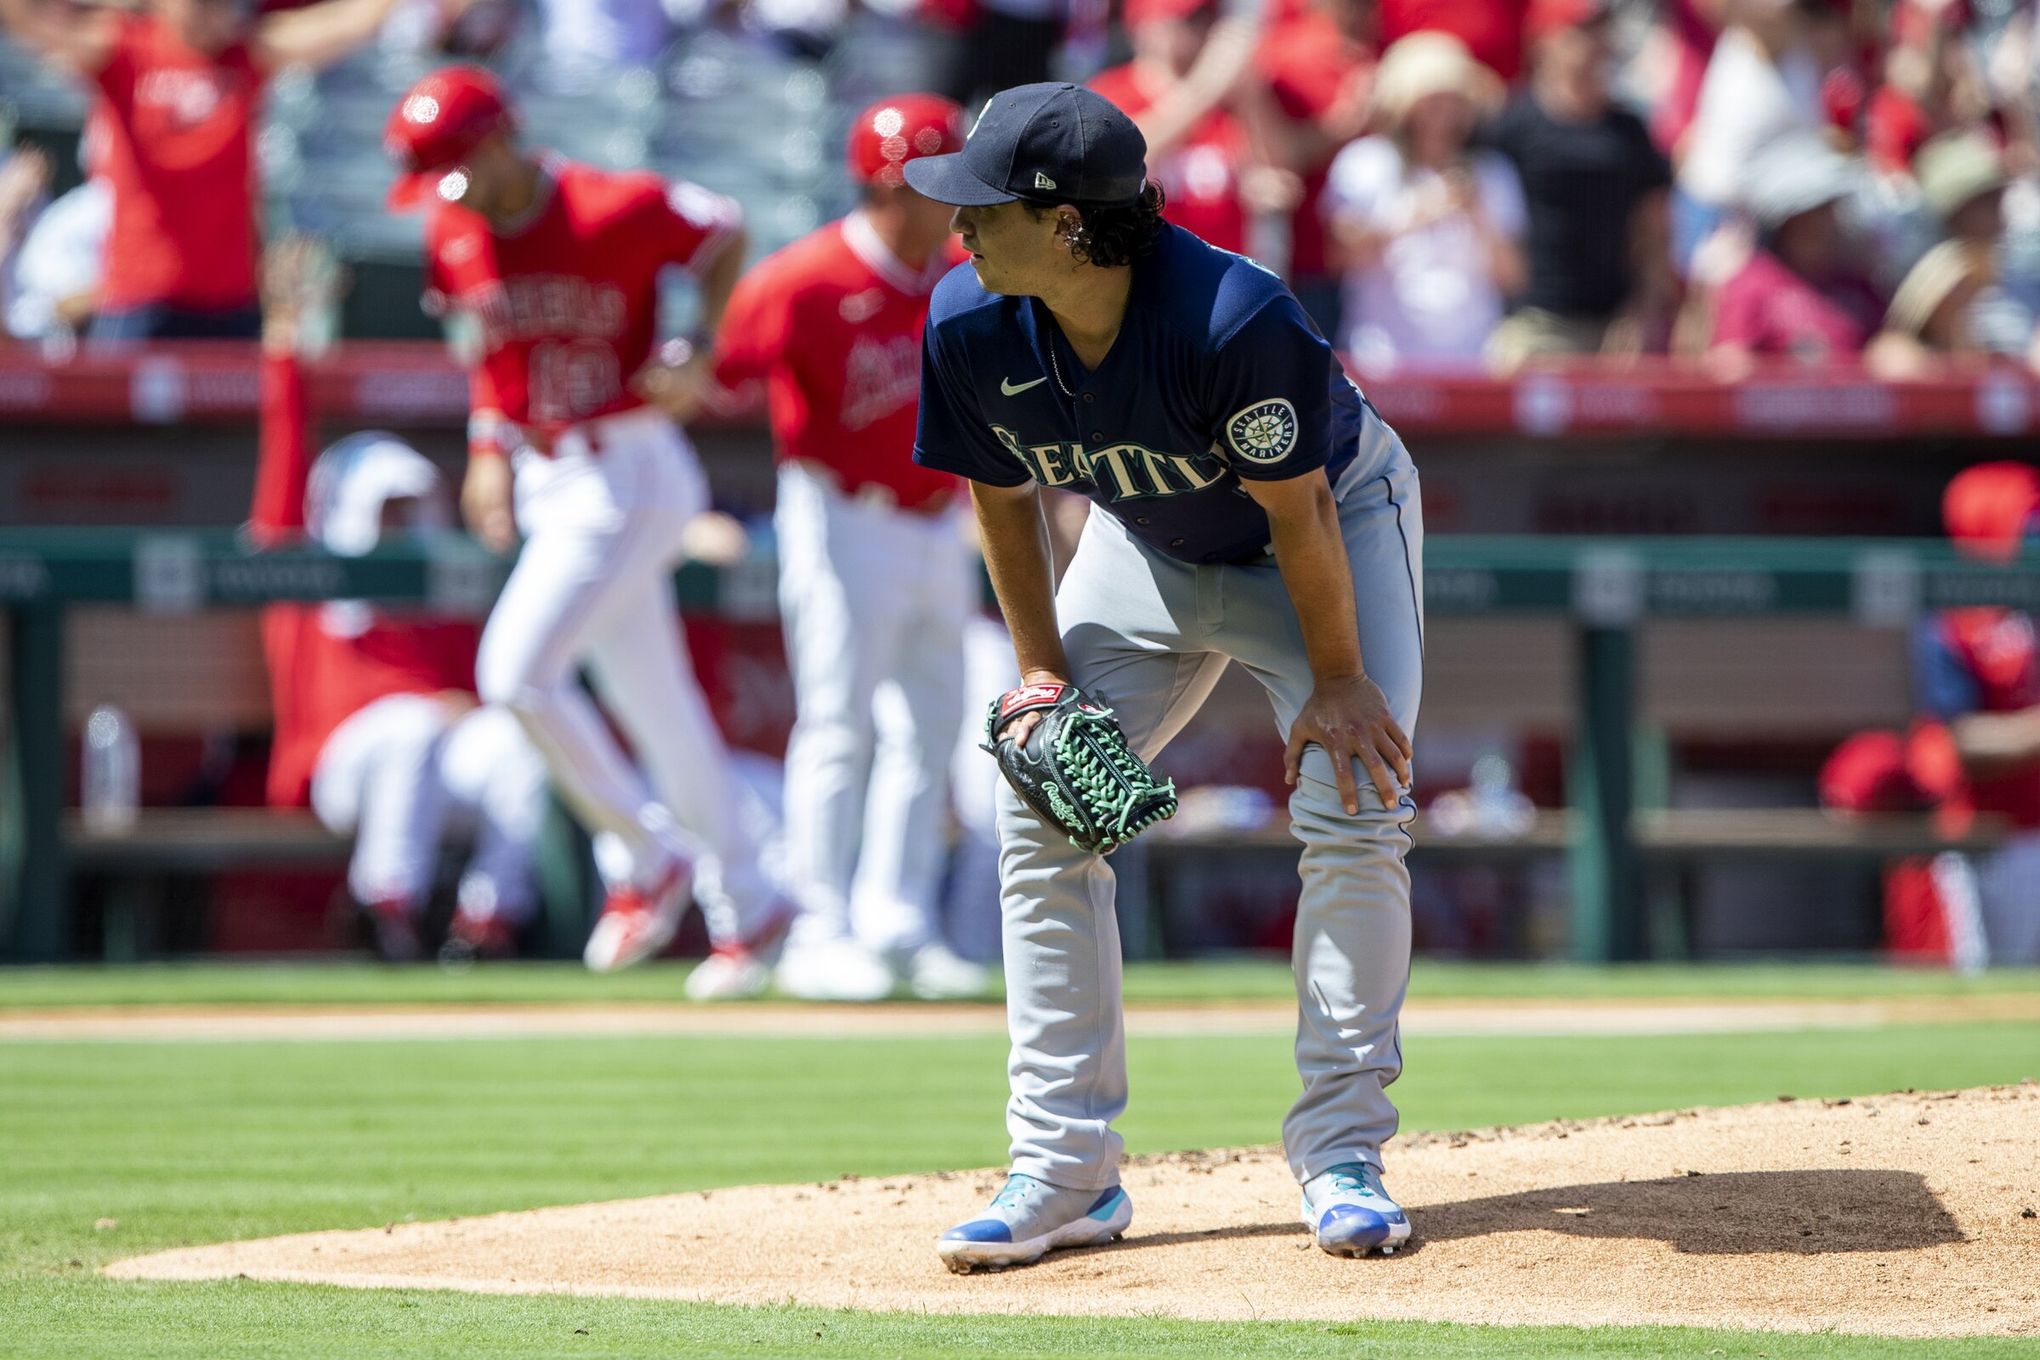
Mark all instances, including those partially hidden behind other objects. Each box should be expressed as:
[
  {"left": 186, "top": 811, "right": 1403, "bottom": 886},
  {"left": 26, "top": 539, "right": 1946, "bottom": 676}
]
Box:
[{"left": 1047, "top": 332, "right": 1076, "bottom": 398}]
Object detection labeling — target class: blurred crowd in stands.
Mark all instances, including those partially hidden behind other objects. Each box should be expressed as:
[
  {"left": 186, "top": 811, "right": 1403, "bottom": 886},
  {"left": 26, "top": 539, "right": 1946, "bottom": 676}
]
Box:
[{"left": 1, "top": 0, "right": 2037, "bottom": 371}]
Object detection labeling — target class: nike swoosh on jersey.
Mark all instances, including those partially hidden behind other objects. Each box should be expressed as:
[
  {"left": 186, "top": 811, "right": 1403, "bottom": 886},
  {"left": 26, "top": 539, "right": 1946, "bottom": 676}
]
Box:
[{"left": 1000, "top": 376, "right": 1049, "bottom": 396}]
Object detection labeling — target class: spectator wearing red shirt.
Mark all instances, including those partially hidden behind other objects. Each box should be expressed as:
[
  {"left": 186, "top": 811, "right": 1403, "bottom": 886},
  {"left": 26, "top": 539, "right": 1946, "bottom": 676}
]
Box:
[
  {"left": 1704, "top": 134, "right": 1885, "bottom": 370},
  {"left": 1257, "top": 0, "right": 1378, "bottom": 337},
  {"left": 1378, "top": 0, "right": 1524, "bottom": 79},
  {"left": 0, "top": 0, "right": 410, "bottom": 341},
  {"left": 1091, "top": 0, "right": 1252, "bottom": 255}
]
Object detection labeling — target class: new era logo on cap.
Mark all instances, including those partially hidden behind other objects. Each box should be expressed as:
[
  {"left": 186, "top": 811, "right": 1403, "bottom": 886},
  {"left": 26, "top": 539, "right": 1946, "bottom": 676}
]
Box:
[{"left": 1034, "top": 171, "right": 1057, "bottom": 191}]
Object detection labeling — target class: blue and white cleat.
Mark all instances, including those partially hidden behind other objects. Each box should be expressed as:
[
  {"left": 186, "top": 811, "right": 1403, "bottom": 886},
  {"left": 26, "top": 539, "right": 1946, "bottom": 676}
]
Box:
[
  {"left": 937, "top": 1174, "right": 1132, "bottom": 1273},
  {"left": 1300, "top": 1162, "right": 1412, "bottom": 1257}
]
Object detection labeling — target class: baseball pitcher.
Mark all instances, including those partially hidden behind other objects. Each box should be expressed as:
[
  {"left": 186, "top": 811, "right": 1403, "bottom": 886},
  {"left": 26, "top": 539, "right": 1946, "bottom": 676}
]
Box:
[{"left": 907, "top": 83, "right": 1424, "bottom": 1269}]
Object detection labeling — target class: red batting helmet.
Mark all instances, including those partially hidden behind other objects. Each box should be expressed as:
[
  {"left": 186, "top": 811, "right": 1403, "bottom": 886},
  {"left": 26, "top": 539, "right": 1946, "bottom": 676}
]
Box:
[
  {"left": 847, "top": 94, "right": 965, "bottom": 190},
  {"left": 385, "top": 65, "right": 514, "bottom": 210},
  {"left": 1943, "top": 461, "right": 2040, "bottom": 563}
]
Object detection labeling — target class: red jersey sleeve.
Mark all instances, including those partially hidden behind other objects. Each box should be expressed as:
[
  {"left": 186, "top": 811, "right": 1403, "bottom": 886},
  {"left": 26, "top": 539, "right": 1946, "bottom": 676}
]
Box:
[
  {"left": 90, "top": 12, "right": 141, "bottom": 94},
  {"left": 420, "top": 209, "right": 456, "bottom": 320},
  {"left": 646, "top": 178, "right": 743, "bottom": 275},
  {"left": 247, "top": 350, "right": 311, "bottom": 545},
  {"left": 261, "top": 603, "right": 319, "bottom": 807},
  {"left": 424, "top": 210, "right": 517, "bottom": 458},
  {"left": 711, "top": 255, "right": 792, "bottom": 394}
]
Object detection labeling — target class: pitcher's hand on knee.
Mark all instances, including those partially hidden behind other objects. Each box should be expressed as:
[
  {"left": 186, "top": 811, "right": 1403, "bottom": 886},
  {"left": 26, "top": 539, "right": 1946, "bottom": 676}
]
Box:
[
  {"left": 1285, "top": 673, "right": 1411, "bottom": 816},
  {"left": 461, "top": 457, "right": 517, "bottom": 553}
]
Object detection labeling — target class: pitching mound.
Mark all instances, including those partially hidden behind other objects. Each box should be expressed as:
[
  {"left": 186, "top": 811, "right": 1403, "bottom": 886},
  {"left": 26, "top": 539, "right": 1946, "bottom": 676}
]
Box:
[{"left": 111, "top": 1085, "right": 2040, "bottom": 1337}]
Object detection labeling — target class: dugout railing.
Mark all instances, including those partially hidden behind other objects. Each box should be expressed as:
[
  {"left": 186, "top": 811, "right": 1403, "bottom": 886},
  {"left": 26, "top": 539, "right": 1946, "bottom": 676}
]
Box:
[{"left": 3, "top": 529, "right": 2034, "bottom": 965}]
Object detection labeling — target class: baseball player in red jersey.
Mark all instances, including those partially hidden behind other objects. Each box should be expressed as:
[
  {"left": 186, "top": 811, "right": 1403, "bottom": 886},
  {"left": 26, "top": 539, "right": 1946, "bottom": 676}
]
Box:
[
  {"left": 385, "top": 65, "right": 791, "bottom": 991},
  {"left": 1823, "top": 463, "right": 2040, "bottom": 969},
  {"left": 1911, "top": 462, "right": 2040, "bottom": 964},
  {"left": 711, "top": 95, "right": 989, "bottom": 1001}
]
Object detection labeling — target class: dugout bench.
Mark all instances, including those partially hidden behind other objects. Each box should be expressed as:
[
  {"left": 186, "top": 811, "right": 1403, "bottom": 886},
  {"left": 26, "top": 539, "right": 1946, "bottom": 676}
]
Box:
[
  {"left": 1139, "top": 808, "right": 2009, "bottom": 961},
  {"left": 3, "top": 531, "right": 2037, "bottom": 964}
]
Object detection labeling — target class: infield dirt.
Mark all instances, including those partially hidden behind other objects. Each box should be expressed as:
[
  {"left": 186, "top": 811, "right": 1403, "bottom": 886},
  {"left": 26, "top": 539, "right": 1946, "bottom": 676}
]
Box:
[{"left": 110, "top": 1084, "right": 2040, "bottom": 1338}]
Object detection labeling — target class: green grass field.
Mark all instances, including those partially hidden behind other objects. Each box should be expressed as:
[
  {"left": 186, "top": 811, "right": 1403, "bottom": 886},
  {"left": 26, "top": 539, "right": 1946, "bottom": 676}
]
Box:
[
  {"left": 3, "top": 962, "right": 2038, "bottom": 1358},
  {"left": 6, "top": 957, "right": 2039, "bottom": 1008}
]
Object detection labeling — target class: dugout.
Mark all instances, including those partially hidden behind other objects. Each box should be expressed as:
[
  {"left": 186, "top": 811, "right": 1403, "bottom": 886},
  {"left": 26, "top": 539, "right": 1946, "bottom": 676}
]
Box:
[{"left": 3, "top": 346, "right": 2037, "bottom": 964}]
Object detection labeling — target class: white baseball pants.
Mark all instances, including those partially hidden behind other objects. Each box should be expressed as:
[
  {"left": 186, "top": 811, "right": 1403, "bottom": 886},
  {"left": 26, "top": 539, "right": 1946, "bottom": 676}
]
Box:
[
  {"left": 475, "top": 412, "right": 774, "bottom": 944},
  {"left": 775, "top": 461, "right": 971, "bottom": 952},
  {"left": 1978, "top": 832, "right": 2040, "bottom": 964},
  {"left": 311, "top": 696, "right": 546, "bottom": 921},
  {"left": 996, "top": 433, "right": 1424, "bottom": 1193}
]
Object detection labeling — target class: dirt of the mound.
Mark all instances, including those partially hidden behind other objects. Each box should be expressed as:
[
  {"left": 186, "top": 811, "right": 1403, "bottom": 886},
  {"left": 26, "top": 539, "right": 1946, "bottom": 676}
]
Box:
[{"left": 110, "top": 1085, "right": 2040, "bottom": 1338}]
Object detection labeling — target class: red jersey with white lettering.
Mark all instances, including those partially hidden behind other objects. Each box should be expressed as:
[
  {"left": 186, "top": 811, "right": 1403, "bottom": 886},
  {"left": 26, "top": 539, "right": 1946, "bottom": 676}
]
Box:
[
  {"left": 92, "top": 13, "right": 264, "bottom": 310},
  {"left": 712, "top": 212, "right": 964, "bottom": 511},
  {"left": 425, "top": 156, "right": 740, "bottom": 445},
  {"left": 1088, "top": 65, "right": 1248, "bottom": 256}
]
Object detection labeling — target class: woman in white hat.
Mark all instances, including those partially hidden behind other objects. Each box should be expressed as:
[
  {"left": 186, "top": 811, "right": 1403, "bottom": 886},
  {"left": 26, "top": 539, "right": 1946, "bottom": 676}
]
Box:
[
  {"left": 1865, "top": 238, "right": 1997, "bottom": 377},
  {"left": 1914, "top": 131, "right": 2040, "bottom": 368},
  {"left": 1321, "top": 31, "right": 1527, "bottom": 371}
]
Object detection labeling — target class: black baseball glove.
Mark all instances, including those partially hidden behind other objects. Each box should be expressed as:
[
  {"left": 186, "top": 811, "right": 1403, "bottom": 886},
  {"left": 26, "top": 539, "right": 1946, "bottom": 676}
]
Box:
[{"left": 982, "top": 683, "right": 1178, "bottom": 855}]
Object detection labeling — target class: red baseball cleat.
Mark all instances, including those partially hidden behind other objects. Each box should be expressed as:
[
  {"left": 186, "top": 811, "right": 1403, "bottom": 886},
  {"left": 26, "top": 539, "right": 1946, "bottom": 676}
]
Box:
[
  {"left": 582, "top": 858, "right": 692, "bottom": 973},
  {"left": 361, "top": 898, "right": 424, "bottom": 963},
  {"left": 683, "top": 895, "right": 799, "bottom": 1001},
  {"left": 439, "top": 909, "right": 521, "bottom": 964}
]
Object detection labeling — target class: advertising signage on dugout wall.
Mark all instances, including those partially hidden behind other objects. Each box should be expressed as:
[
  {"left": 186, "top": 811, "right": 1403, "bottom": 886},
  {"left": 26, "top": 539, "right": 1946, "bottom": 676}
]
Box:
[{"left": 1, "top": 345, "right": 2037, "bottom": 437}]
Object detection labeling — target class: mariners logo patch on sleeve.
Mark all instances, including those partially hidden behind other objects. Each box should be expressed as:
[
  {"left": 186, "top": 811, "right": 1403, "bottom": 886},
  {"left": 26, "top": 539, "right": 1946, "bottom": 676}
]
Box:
[{"left": 1225, "top": 399, "right": 1299, "bottom": 464}]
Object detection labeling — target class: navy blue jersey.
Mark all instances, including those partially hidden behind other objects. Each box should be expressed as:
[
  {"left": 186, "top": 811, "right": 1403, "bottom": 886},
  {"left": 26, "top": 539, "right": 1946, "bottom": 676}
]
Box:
[{"left": 914, "top": 224, "right": 1387, "bottom": 565}]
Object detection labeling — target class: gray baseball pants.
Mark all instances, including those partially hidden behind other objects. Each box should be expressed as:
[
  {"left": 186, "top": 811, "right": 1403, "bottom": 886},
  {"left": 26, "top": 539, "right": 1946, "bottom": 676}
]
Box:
[{"left": 996, "top": 433, "right": 1423, "bottom": 1192}]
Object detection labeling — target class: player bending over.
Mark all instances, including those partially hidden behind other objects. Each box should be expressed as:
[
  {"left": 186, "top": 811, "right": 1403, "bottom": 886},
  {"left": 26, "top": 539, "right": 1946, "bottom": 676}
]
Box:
[
  {"left": 252, "top": 263, "right": 546, "bottom": 963},
  {"left": 906, "top": 83, "right": 1425, "bottom": 1268}
]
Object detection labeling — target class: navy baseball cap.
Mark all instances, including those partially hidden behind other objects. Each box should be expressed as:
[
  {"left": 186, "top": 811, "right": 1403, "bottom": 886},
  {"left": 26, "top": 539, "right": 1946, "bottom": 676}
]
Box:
[{"left": 903, "top": 82, "right": 1148, "bottom": 208}]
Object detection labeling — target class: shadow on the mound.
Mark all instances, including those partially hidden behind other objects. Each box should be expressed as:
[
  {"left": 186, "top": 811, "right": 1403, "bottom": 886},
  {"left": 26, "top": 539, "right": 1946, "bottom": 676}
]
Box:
[
  {"left": 978, "top": 1169, "right": 1964, "bottom": 1273},
  {"left": 1413, "top": 1168, "right": 1965, "bottom": 1255}
]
